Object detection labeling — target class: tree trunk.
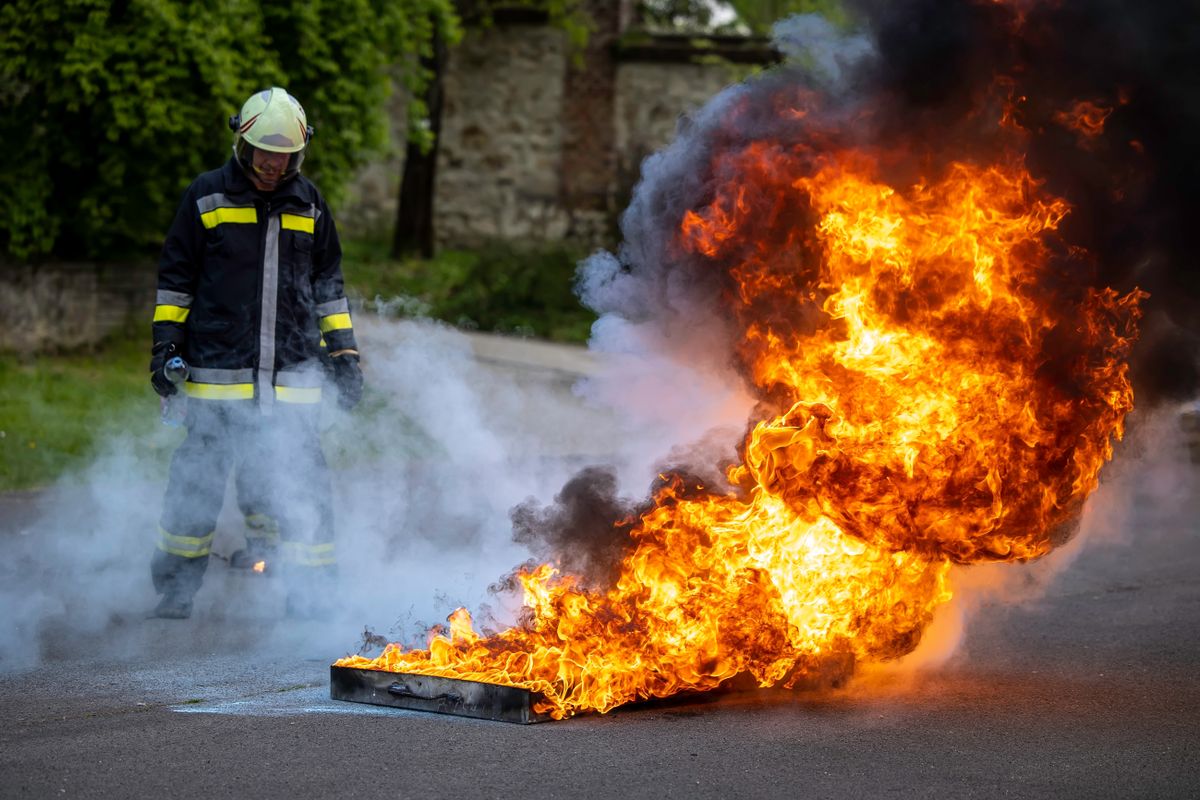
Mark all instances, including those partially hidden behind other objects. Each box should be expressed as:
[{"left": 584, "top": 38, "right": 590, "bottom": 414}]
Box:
[{"left": 392, "top": 23, "right": 448, "bottom": 259}]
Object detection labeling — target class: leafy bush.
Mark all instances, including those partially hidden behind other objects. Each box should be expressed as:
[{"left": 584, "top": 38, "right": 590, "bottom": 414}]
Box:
[
  {"left": 0, "top": 0, "right": 457, "bottom": 260},
  {"left": 342, "top": 237, "right": 596, "bottom": 342}
]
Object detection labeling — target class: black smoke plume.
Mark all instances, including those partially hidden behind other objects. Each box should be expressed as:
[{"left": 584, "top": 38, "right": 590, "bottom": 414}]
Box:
[
  {"left": 853, "top": 0, "right": 1200, "bottom": 401},
  {"left": 510, "top": 467, "right": 639, "bottom": 589},
  {"left": 522, "top": 0, "right": 1199, "bottom": 581}
]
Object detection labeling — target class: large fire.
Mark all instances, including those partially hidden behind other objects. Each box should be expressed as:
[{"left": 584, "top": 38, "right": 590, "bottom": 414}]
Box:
[{"left": 338, "top": 99, "right": 1142, "bottom": 719}]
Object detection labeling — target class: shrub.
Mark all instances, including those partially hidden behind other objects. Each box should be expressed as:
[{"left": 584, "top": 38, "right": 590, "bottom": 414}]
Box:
[
  {"left": 0, "top": 0, "right": 457, "bottom": 261},
  {"left": 342, "top": 237, "right": 596, "bottom": 342}
]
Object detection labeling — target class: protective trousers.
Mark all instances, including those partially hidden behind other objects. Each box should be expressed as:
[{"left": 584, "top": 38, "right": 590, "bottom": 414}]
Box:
[
  {"left": 235, "top": 452, "right": 280, "bottom": 559},
  {"left": 151, "top": 400, "right": 335, "bottom": 602}
]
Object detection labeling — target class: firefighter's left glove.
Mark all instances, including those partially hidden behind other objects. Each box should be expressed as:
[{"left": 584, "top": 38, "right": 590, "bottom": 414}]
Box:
[
  {"left": 330, "top": 352, "right": 364, "bottom": 411},
  {"left": 150, "top": 342, "right": 179, "bottom": 398}
]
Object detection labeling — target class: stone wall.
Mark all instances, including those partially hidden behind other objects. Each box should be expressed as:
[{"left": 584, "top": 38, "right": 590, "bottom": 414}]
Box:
[
  {"left": 614, "top": 60, "right": 742, "bottom": 203},
  {"left": 338, "top": 70, "right": 411, "bottom": 238},
  {"left": 434, "top": 23, "right": 572, "bottom": 247},
  {"left": 342, "top": 22, "right": 775, "bottom": 251},
  {"left": 0, "top": 262, "right": 155, "bottom": 352}
]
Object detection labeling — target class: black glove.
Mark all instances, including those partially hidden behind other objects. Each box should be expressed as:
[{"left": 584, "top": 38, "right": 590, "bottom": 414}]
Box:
[
  {"left": 150, "top": 342, "right": 179, "bottom": 398},
  {"left": 330, "top": 352, "right": 363, "bottom": 411}
]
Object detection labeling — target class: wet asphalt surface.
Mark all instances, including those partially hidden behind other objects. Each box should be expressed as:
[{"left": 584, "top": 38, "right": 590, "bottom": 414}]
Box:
[
  {"left": 1, "top": 328, "right": 1197, "bottom": 798},
  {"left": 1, "top": 473, "right": 1197, "bottom": 800}
]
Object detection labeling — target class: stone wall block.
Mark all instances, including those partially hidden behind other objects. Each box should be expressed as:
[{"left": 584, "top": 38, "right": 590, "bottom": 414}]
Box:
[
  {"left": 342, "top": 15, "right": 773, "bottom": 252},
  {"left": 0, "top": 263, "right": 154, "bottom": 352}
]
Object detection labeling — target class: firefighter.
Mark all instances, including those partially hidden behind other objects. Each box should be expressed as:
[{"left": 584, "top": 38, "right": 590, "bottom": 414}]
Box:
[{"left": 148, "top": 87, "right": 363, "bottom": 619}]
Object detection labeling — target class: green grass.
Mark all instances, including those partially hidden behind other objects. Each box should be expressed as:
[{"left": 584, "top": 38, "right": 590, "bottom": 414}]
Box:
[
  {"left": 341, "top": 237, "right": 597, "bottom": 343},
  {"left": 0, "top": 324, "right": 432, "bottom": 491},
  {"left": 0, "top": 329, "right": 181, "bottom": 491}
]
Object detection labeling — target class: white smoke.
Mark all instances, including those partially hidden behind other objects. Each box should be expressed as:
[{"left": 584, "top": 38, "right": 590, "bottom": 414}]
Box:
[
  {"left": 771, "top": 14, "right": 877, "bottom": 93},
  {"left": 0, "top": 299, "right": 745, "bottom": 671}
]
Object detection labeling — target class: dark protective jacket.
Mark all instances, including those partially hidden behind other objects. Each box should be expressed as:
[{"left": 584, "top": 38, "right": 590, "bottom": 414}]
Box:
[{"left": 152, "top": 158, "right": 356, "bottom": 408}]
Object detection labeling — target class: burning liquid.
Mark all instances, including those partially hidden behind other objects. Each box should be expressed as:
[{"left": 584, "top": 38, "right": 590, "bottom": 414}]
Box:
[{"left": 339, "top": 143, "right": 1140, "bottom": 719}]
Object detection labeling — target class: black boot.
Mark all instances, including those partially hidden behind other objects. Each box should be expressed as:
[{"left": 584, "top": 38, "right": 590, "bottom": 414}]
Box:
[
  {"left": 229, "top": 538, "right": 277, "bottom": 571},
  {"left": 230, "top": 513, "right": 279, "bottom": 571},
  {"left": 149, "top": 593, "right": 193, "bottom": 619},
  {"left": 149, "top": 550, "right": 205, "bottom": 620}
]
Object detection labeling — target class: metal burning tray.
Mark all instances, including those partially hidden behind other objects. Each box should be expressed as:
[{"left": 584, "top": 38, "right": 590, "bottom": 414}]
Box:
[{"left": 329, "top": 666, "right": 555, "bottom": 724}]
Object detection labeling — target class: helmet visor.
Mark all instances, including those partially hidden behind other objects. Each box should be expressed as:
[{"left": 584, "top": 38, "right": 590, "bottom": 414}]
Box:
[{"left": 235, "top": 138, "right": 305, "bottom": 188}]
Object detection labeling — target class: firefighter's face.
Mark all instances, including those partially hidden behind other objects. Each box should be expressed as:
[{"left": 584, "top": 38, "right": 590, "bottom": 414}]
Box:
[{"left": 251, "top": 148, "right": 290, "bottom": 188}]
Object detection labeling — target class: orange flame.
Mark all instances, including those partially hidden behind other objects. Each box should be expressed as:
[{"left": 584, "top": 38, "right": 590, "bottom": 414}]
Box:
[
  {"left": 253, "top": 560, "right": 266, "bottom": 574},
  {"left": 338, "top": 141, "right": 1141, "bottom": 719},
  {"left": 1054, "top": 100, "right": 1113, "bottom": 140}
]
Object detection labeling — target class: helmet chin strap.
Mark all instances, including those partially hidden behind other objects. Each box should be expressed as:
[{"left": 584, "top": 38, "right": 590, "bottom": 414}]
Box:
[{"left": 253, "top": 164, "right": 281, "bottom": 182}]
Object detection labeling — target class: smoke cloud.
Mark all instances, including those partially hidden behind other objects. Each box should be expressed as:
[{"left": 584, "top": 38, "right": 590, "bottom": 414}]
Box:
[
  {"left": 0, "top": 314, "right": 680, "bottom": 670},
  {"left": 848, "top": 0, "right": 1200, "bottom": 401},
  {"left": 534, "top": 1, "right": 1200, "bottom": 680},
  {"left": 511, "top": 466, "right": 638, "bottom": 590},
  {"left": 4, "top": 0, "right": 1197, "bottom": 695}
]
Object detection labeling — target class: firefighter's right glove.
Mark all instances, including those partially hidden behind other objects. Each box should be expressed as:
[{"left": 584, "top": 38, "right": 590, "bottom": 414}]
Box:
[
  {"left": 150, "top": 342, "right": 179, "bottom": 398},
  {"left": 330, "top": 352, "right": 363, "bottom": 411}
]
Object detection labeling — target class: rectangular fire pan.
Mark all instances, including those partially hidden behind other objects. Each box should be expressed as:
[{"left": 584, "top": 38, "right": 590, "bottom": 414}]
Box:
[{"left": 330, "top": 666, "right": 555, "bottom": 724}]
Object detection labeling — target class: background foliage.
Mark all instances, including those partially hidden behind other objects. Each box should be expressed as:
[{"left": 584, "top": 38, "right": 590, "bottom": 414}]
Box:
[
  {"left": 342, "top": 237, "right": 594, "bottom": 342},
  {"left": 0, "top": 0, "right": 840, "bottom": 262},
  {"left": 636, "top": 0, "right": 847, "bottom": 33},
  {"left": 725, "top": 0, "right": 848, "bottom": 32},
  {"left": 0, "top": 0, "right": 458, "bottom": 261}
]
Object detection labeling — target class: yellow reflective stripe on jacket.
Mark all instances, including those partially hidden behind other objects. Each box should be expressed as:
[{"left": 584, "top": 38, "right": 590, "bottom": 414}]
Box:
[
  {"left": 184, "top": 382, "right": 255, "bottom": 400},
  {"left": 281, "top": 213, "right": 315, "bottom": 234},
  {"left": 281, "top": 541, "right": 336, "bottom": 566},
  {"left": 275, "top": 385, "right": 321, "bottom": 404},
  {"left": 318, "top": 313, "right": 353, "bottom": 333},
  {"left": 200, "top": 207, "right": 258, "bottom": 229},
  {"left": 153, "top": 305, "right": 190, "bottom": 323},
  {"left": 157, "top": 527, "right": 214, "bottom": 558}
]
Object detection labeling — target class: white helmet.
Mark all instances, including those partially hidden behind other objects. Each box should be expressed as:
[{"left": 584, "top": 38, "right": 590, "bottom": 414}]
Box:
[{"left": 228, "top": 87, "right": 314, "bottom": 184}]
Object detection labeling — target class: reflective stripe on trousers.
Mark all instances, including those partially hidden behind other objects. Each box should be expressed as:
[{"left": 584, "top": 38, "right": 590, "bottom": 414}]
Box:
[
  {"left": 281, "top": 541, "right": 336, "bottom": 567},
  {"left": 157, "top": 527, "right": 214, "bottom": 558}
]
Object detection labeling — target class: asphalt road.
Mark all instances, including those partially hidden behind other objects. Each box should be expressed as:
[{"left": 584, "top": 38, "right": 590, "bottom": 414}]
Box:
[
  {"left": 2, "top": 471, "right": 1197, "bottom": 799},
  {"left": 1, "top": 329, "right": 1197, "bottom": 799}
]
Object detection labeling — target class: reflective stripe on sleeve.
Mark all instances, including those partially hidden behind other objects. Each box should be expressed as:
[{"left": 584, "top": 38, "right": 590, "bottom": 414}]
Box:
[
  {"left": 314, "top": 298, "right": 350, "bottom": 317},
  {"left": 281, "top": 541, "right": 336, "bottom": 567},
  {"left": 281, "top": 213, "right": 315, "bottom": 234},
  {"left": 157, "top": 290, "right": 193, "bottom": 308},
  {"left": 154, "top": 305, "right": 190, "bottom": 323},
  {"left": 157, "top": 527, "right": 214, "bottom": 558},
  {"left": 318, "top": 313, "right": 353, "bottom": 333}
]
